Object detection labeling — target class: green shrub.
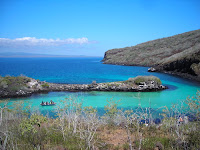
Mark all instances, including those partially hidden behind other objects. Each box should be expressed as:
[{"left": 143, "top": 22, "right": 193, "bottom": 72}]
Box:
[
  {"left": 0, "top": 76, "right": 31, "bottom": 92},
  {"left": 135, "top": 137, "right": 172, "bottom": 150},
  {"left": 42, "top": 83, "right": 49, "bottom": 88},
  {"left": 46, "top": 127, "right": 87, "bottom": 149},
  {"left": 184, "top": 90, "right": 200, "bottom": 120},
  {"left": 104, "top": 99, "right": 120, "bottom": 127},
  {"left": 105, "top": 100, "right": 119, "bottom": 118},
  {"left": 131, "top": 76, "right": 162, "bottom": 85},
  {"left": 122, "top": 143, "right": 129, "bottom": 150},
  {"left": 187, "top": 130, "right": 200, "bottom": 149},
  {"left": 19, "top": 114, "right": 47, "bottom": 135}
]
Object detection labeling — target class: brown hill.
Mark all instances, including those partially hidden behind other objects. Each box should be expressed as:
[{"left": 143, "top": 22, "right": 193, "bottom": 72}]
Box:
[{"left": 102, "top": 29, "right": 200, "bottom": 81}]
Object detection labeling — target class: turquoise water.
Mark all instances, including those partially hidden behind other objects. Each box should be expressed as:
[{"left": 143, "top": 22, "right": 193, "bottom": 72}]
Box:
[{"left": 0, "top": 57, "right": 199, "bottom": 114}]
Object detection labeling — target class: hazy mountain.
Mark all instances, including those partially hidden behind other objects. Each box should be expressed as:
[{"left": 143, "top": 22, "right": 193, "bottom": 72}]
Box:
[{"left": 0, "top": 52, "right": 92, "bottom": 58}]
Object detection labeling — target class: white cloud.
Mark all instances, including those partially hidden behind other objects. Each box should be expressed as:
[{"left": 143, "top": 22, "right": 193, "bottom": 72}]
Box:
[{"left": 0, "top": 37, "right": 91, "bottom": 47}]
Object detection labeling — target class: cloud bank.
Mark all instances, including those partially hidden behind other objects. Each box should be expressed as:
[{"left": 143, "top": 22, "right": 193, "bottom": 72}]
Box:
[{"left": 0, "top": 37, "right": 91, "bottom": 47}]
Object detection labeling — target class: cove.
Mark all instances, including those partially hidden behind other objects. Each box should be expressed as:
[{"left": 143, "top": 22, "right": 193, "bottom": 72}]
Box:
[{"left": 0, "top": 57, "right": 200, "bottom": 114}]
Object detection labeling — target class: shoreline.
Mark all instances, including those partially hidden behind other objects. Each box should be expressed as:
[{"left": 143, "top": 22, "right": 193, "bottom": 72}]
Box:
[{"left": 103, "top": 62, "right": 200, "bottom": 84}]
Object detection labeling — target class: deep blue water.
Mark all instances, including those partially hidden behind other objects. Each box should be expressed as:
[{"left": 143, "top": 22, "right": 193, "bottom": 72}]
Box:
[
  {"left": 0, "top": 57, "right": 199, "bottom": 85},
  {"left": 0, "top": 57, "right": 160, "bottom": 84},
  {"left": 0, "top": 57, "right": 200, "bottom": 114}
]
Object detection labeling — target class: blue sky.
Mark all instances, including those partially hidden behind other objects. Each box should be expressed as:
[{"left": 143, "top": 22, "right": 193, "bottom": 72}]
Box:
[{"left": 0, "top": 0, "right": 200, "bottom": 56}]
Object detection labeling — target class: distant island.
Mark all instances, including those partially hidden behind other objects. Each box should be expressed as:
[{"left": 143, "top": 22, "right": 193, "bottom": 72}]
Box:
[
  {"left": 0, "top": 76, "right": 167, "bottom": 98},
  {"left": 102, "top": 29, "right": 200, "bottom": 82},
  {"left": 0, "top": 52, "right": 100, "bottom": 58}
]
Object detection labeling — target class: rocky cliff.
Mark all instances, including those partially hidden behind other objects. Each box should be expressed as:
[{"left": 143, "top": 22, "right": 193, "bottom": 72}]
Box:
[{"left": 102, "top": 29, "right": 200, "bottom": 81}]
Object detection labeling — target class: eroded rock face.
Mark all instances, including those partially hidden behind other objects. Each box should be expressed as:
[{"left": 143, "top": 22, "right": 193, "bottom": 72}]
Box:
[
  {"left": 148, "top": 67, "right": 156, "bottom": 72},
  {"left": 161, "top": 58, "right": 199, "bottom": 75},
  {"left": 191, "top": 62, "right": 200, "bottom": 76},
  {"left": 154, "top": 52, "right": 200, "bottom": 81}
]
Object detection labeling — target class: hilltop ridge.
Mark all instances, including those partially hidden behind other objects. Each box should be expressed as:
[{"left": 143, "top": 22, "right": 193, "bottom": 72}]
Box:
[{"left": 102, "top": 29, "right": 200, "bottom": 81}]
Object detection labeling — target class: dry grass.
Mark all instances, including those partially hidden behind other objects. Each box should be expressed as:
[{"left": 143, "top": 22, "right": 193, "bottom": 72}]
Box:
[{"left": 98, "top": 126, "right": 132, "bottom": 146}]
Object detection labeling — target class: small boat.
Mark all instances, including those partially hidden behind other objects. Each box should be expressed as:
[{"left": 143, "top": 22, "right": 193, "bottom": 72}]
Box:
[
  {"left": 41, "top": 100, "right": 56, "bottom": 106},
  {"left": 40, "top": 103, "right": 56, "bottom": 106}
]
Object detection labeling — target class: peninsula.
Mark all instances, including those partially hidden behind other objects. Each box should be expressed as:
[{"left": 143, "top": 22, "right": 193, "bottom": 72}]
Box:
[
  {"left": 0, "top": 76, "right": 167, "bottom": 98},
  {"left": 102, "top": 29, "right": 200, "bottom": 82}
]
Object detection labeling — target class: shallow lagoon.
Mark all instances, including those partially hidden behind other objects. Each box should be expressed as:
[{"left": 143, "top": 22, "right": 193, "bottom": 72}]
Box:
[{"left": 0, "top": 57, "right": 199, "bottom": 114}]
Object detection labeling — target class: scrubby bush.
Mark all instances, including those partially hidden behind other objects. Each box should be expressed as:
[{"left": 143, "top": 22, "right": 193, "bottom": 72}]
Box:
[
  {"left": 122, "top": 143, "right": 129, "bottom": 150},
  {"left": 184, "top": 90, "right": 200, "bottom": 120},
  {"left": 187, "top": 130, "right": 200, "bottom": 149},
  {"left": 0, "top": 76, "right": 31, "bottom": 92},
  {"left": 131, "top": 76, "right": 162, "bottom": 85},
  {"left": 41, "top": 83, "right": 49, "bottom": 88},
  {"left": 1, "top": 91, "right": 200, "bottom": 150},
  {"left": 135, "top": 137, "right": 171, "bottom": 150},
  {"left": 104, "top": 99, "right": 120, "bottom": 126},
  {"left": 91, "top": 80, "right": 97, "bottom": 85}
]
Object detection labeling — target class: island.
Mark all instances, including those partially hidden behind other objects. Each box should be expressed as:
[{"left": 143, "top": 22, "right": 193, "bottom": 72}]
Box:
[
  {"left": 102, "top": 29, "right": 200, "bottom": 82},
  {"left": 0, "top": 76, "right": 167, "bottom": 98}
]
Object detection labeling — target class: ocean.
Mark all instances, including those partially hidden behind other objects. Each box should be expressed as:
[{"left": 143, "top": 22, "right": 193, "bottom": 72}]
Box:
[{"left": 0, "top": 57, "right": 200, "bottom": 115}]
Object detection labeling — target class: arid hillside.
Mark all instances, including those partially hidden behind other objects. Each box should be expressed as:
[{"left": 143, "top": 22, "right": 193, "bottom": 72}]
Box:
[{"left": 102, "top": 29, "right": 200, "bottom": 81}]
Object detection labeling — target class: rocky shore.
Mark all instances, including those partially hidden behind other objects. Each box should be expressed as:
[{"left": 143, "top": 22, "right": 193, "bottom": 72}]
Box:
[
  {"left": 148, "top": 66, "right": 200, "bottom": 82},
  {"left": 0, "top": 76, "right": 167, "bottom": 98}
]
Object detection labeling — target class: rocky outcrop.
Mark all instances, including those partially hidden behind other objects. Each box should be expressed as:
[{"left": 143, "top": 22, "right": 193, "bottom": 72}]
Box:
[
  {"left": 0, "top": 76, "right": 167, "bottom": 98},
  {"left": 102, "top": 29, "right": 200, "bottom": 82},
  {"left": 148, "top": 67, "right": 157, "bottom": 72},
  {"left": 191, "top": 62, "right": 200, "bottom": 76},
  {"left": 153, "top": 50, "right": 200, "bottom": 81},
  {"left": 0, "top": 77, "right": 50, "bottom": 98}
]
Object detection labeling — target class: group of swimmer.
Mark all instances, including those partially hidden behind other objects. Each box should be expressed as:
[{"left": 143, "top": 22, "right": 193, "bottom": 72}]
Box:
[{"left": 41, "top": 100, "right": 55, "bottom": 105}]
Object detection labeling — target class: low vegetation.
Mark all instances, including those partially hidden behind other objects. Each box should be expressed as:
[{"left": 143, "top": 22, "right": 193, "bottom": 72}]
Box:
[
  {"left": 0, "top": 75, "right": 31, "bottom": 92},
  {"left": 0, "top": 91, "right": 199, "bottom": 150},
  {"left": 128, "top": 76, "right": 162, "bottom": 85},
  {"left": 41, "top": 83, "right": 49, "bottom": 88},
  {"left": 100, "top": 75, "right": 163, "bottom": 90}
]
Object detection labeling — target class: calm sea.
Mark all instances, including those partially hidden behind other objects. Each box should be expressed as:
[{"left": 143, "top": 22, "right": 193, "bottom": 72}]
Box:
[{"left": 0, "top": 57, "right": 199, "bottom": 115}]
